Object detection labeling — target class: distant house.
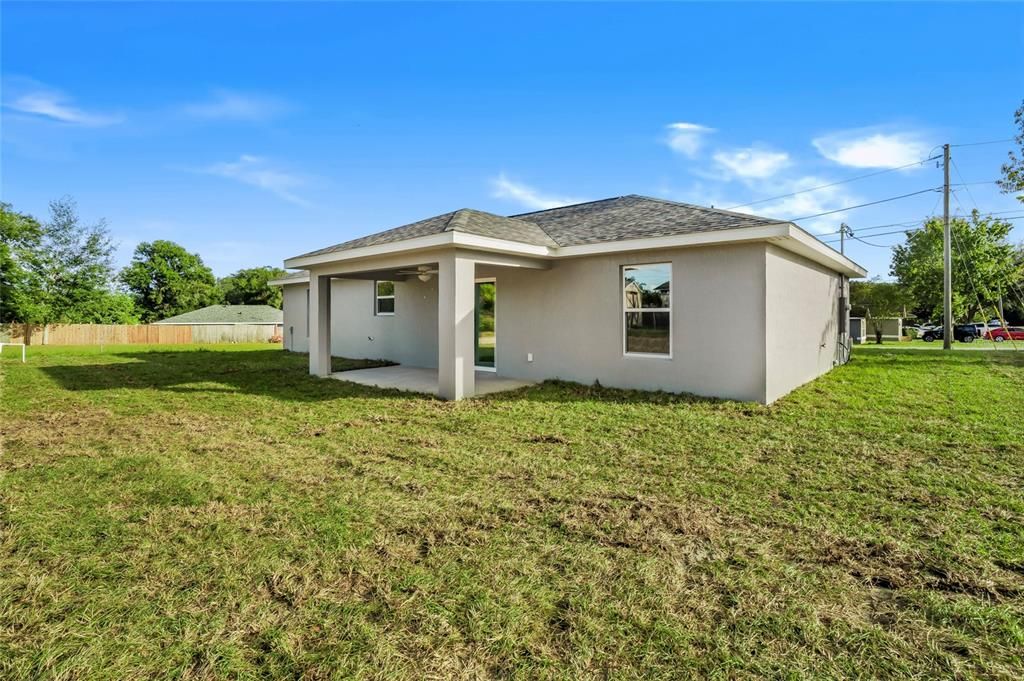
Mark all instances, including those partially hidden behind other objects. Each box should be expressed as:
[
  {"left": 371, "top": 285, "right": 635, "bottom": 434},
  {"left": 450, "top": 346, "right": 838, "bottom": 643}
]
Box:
[
  {"left": 154, "top": 305, "right": 283, "bottom": 325},
  {"left": 155, "top": 305, "right": 283, "bottom": 343},
  {"left": 272, "top": 195, "right": 865, "bottom": 403}
]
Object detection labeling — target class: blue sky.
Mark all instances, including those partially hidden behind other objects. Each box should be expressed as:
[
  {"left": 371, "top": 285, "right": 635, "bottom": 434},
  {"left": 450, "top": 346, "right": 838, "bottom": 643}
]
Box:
[{"left": 2, "top": 2, "right": 1022, "bottom": 278}]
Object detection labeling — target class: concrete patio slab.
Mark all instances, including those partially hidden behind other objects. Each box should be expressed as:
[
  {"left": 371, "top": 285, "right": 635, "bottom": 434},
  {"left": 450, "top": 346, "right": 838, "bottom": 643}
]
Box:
[{"left": 330, "top": 364, "right": 534, "bottom": 396}]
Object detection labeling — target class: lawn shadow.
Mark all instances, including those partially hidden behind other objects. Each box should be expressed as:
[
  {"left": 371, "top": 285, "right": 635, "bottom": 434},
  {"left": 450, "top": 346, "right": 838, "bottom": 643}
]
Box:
[
  {"left": 36, "top": 348, "right": 433, "bottom": 404},
  {"left": 483, "top": 378, "right": 744, "bottom": 408}
]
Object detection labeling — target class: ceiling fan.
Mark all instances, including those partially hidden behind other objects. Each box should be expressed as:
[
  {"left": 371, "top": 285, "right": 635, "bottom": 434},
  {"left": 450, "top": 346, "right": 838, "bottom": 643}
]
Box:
[{"left": 396, "top": 264, "right": 439, "bottom": 282}]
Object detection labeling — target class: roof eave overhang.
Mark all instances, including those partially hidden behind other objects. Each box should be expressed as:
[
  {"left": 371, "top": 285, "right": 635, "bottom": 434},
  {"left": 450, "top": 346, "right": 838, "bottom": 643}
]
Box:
[
  {"left": 284, "top": 231, "right": 552, "bottom": 269},
  {"left": 283, "top": 222, "right": 867, "bottom": 278},
  {"left": 555, "top": 223, "right": 867, "bottom": 277},
  {"left": 268, "top": 273, "right": 310, "bottom": 286},
  {"left": 780, "top": 224, "right": 868, "bottom": 278}
]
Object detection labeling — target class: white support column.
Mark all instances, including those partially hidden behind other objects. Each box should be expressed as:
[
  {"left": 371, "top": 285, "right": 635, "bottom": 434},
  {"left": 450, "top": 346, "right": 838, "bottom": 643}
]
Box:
[
  {"left": 437, "top": 252, "right": 476, "bottom": 400},
  {"left": 308, "top": 271, "right": 332, "bottom": 376}
]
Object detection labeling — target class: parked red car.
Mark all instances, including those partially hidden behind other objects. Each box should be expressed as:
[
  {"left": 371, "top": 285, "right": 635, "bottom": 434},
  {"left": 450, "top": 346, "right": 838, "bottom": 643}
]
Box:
[{"left": 984, "top": 326, "right": 1024, "bottom": 342}]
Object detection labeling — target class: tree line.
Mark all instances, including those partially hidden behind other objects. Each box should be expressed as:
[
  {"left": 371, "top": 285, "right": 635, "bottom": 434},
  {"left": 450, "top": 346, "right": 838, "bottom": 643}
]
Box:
[
  {"left": 1, "top": 198, "right": 285, "bottom": 325},
  {"left": 850, "top": 211, "right": 1024, "bottom": 329},
  {"left": 851, "top": 100, "right": 1024, "bottom": 331}
]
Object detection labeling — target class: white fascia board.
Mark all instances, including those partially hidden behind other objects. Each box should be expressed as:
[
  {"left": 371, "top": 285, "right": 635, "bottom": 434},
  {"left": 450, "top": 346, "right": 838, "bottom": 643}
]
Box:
[
  {"left": 783, "top": 225, "right": 868, "bottom": 278},
  {"left": 285, "top": 232, "right": 553, "bottom": 269},
  {"left": 449, "top": 232, "right": 552, "bottom": 257},
  {"left": 284, "top": 233, "right": 453, "bottom": 269}
]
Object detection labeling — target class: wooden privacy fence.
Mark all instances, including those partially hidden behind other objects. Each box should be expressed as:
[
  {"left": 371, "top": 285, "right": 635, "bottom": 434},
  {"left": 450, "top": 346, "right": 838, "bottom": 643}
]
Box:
[{"left": 0, "top": 323, "right": 283, "bottom": 346}]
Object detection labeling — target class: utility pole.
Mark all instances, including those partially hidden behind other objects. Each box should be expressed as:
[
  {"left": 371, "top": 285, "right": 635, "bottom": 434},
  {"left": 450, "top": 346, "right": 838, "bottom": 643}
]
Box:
[
  {"left": 839, "top": 223, "right": 850, "bottom": 254},
  {"left": 942, "top": 143, "right": 952, "bottom": 351}
]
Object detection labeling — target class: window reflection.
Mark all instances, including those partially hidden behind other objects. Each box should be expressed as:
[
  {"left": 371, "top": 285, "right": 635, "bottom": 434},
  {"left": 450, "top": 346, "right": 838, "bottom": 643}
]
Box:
[
  {"left": 623, "top": 264, "right": 671, "bottom": 356},
  {"left": 375, "top": 280, "right": 395, "bottom": 315},
  {"left": 625, "top": 312, "right": 670, "bottom": 354}
]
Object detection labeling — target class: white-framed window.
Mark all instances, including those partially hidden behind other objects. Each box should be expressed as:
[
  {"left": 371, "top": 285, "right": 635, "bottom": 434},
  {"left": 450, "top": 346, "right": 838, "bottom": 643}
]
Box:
[
  {"left": 622, "top": 263, "right": 671, "bottom": 357},
  {"left": 374, "top": 280, "right": 395, "bottom": 316}
]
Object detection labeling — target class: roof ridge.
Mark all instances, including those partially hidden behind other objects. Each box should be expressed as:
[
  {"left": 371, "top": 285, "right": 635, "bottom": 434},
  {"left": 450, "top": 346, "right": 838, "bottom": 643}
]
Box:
[
  {"left": 630, "top": 194, "right": 786, "bottom": 224},
  {"left": 443, "top": 210, "right": 468, "bottom": 233},
  {"left": 507, "top": 195, "right": 628, "bottom": 218}
]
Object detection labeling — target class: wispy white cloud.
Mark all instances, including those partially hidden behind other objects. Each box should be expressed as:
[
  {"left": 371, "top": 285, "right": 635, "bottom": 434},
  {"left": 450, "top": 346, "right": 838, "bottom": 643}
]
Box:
[
  {"left": 490, "top": 173, "right": 585, "bottom": 211},
  {"left": 728, "top": 176, "right": 859, "bottom": 234},
  {"left": 812, "top": 128, "right": 932, "bottom": 169},
  {"left": 4, "top": 81, "right": 123, "bottom": 126},
  {"left": 182, "top": 89, "right": 291, "bottom": 122},
  {"left": 664, "top": 122, "right": 714, "bottom": 158},
  {"left": 712, "top": 146, "right": 791, "bottom": 179},
  {"left": 194, "top": 155, "right": 311, "bottom": 207}
]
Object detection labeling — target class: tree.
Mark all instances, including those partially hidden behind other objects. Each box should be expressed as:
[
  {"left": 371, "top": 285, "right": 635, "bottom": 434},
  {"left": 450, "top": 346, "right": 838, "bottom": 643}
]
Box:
[
  {"left": 850, "top": 279, "right": 910, "bottom": 343},
  {"left": 2, "top": 197, "right": 132, "bottom": 325},
  {"left": 218, "top": 266, "right": 286, "bottom": 308},
  {"left": 891, "top": 211, "right": 1022, "bottom": 323},
  {"left": 998, "top": 100, "right": 1024, "bottom": 203},
  {"left": 0, "top": 202, "right": 44, "bottom": 323},
  {"left": 77, "top": 292, "right": 141, "bottom": 324},
  {"left": 119, "top": 240, "right": 219, "bottom": 322}
]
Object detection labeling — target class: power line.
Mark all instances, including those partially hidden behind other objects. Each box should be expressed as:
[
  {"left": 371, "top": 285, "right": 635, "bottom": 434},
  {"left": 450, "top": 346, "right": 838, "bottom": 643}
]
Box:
[
  {"left": 951, "top": 180, "right": 1001, "bottom": 187},
  {"left": 851, "top": 233, "right": 918, "bottom": 248},
  {"left": 818, "top": 206, "right": 1024, "bottom": 237},
  {"left": 821, "top": 218, "right": 930, "bottom": 237},
  {"left": 822, "top": 214, "right": 1024, "bottom": 244},
  {"left": 950, "top": 157, "right": 982, "bottom": 213},
  {"left": 951, "top": 138, "right": 1015, "bottom": 148},
  {"left": 822, "top": 227, "right": 924, "bottom": 244},
  {"left": 723, "top": 155, "right": 941, "bottom": 210},
  {"left": 790, "top": 187, "right": 940, "bottom": 221}
]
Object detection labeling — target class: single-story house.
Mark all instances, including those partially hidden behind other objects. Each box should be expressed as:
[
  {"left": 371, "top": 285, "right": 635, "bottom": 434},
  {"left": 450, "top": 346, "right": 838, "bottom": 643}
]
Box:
[
  {"left": 155, "top": 304, "right": 284, "bottom": 325},
  {"left": 272, "top": 195, "right": 866, "bottom": 403},
  {"left": 155, "top": 304, "right": 284, "bottom": 343}
]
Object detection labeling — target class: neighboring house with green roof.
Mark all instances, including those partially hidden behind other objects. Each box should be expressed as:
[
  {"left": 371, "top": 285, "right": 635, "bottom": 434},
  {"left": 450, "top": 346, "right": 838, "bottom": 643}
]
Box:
[{"left": 155, "top": 305, "right": 283, "bottom": 325}]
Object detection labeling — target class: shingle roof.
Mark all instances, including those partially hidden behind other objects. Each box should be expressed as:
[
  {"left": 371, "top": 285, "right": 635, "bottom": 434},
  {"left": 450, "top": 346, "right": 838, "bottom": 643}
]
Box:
[
  {"left": 292, "top": 195, "right": 785, "bottom": 259},
  {"left": 269, "top": 271, "right": 309, "bottom": 284},
  {"left": 297, "top": 208, "right": 558, "bottom": 258},
  {"left": 511, "top": 195, "right": 782, "bottom": 246},
  {"left": 155, "top": 305, "right": 283, "bottom": 325}
]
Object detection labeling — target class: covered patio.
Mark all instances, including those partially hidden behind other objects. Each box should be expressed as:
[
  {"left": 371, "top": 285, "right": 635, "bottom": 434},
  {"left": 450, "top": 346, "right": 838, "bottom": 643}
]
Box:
[
  {"left": 293, "top": 237, "right": 552, "bottom": 400},
  {"left": 330, "top": 364, "right": 535, "bottom": 396}
]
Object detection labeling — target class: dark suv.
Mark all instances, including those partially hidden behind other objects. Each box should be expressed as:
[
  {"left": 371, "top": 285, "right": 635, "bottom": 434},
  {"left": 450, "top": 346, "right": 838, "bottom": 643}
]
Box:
[{"left": 920, "top": 325, "right": 978, "bottom": 343}]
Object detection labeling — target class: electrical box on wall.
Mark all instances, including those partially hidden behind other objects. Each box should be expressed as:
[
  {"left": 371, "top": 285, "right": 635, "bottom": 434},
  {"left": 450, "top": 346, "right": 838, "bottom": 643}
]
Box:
[{"left": 527, "top": 353, "right": 533, "bottom": 362}]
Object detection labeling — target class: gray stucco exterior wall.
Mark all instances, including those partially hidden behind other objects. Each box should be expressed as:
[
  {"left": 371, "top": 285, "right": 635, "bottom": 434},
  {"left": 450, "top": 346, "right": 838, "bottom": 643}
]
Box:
[
  {"left": 764, "top": 245, "right": 842, "bottom": 403},
  {"left": 483, "top": 243, "right": 767, "bottom": 402},
  {"left": 282, "top": 277, "right": 438, "bottom": 366},
  {"left": 282, "top": 284, "right": 309, "bottom": 353}
]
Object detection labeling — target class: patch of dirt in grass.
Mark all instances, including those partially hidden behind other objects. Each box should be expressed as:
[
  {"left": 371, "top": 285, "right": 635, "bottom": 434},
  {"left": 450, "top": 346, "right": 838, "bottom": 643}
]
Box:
[
  {"left": 2, "top": 407, "right": 240, "bottom": 470},
  {"left": 549, "top": 493, "right": 726, "bottom": 557},
  {"left": 811, "top": 535, "right": 1023, "bottom": 602},
  {"left": 525, "top": 433, "right": 571, "bottom": 445},
  {"left": 0, "top": 405, "right": 116, "bottom": 468}
]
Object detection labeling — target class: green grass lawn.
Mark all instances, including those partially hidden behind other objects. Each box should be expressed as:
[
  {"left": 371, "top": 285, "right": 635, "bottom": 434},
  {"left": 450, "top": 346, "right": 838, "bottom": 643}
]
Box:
[{"left": 1, "top": 345, "right": 1023, "bottom": 679}]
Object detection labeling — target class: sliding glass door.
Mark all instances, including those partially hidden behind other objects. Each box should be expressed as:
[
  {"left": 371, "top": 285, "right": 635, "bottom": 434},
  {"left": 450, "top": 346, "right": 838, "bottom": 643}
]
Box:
[{"left": 475, "top": 280, "right": 496, "bottom": 370}]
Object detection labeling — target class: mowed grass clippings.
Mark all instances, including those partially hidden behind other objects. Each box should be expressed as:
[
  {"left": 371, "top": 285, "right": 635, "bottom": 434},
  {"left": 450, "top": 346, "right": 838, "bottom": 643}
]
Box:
[{"left": 1, "top": 344, "right": 1023, "bottom": 679}]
